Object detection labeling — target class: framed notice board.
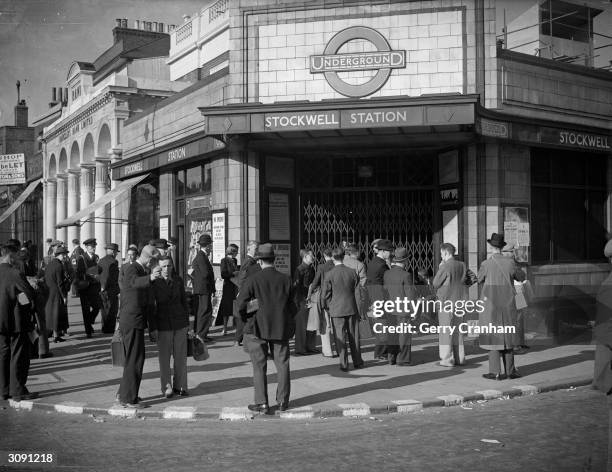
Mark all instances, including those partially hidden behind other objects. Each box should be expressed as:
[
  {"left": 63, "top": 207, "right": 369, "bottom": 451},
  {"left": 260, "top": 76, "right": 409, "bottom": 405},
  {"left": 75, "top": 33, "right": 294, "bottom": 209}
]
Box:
[{"left": 502, "top": 205, "right": 530, "bottom": 264}]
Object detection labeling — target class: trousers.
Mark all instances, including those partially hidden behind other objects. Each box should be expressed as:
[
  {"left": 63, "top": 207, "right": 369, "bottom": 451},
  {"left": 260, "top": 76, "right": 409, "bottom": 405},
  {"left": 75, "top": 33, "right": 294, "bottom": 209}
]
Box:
[
  {"left": 438, "top": 310, "right": 465, "bottom": 365},
  {"left": 118, "top": 327, "right": 145, "bottom": 403},
  {"left": 194, "top": 294, "right": 213, "bottom": 339},
  {"left": 488, "top": 349, "right": 515, "bottom": 374},
  {"left": 245, "top": 334, "right": 290, "bottom": 405},
  {"left": 156, "top": 327, "right": 188, "bottom": 392},
  {"left": 0, "top": 332, "right": 31, "bottom": 397},
  {"left": 79, "top": 290, "right": 101, "bottom": 335},
  {"left": 386, "top": 314, "right": 413, "bottom": 365},
  {"left": 100, "top": 291, "right": 119, "bottom": 334},
  {"left": 331, "top": 315, "right": 363, "bottom": 369}
]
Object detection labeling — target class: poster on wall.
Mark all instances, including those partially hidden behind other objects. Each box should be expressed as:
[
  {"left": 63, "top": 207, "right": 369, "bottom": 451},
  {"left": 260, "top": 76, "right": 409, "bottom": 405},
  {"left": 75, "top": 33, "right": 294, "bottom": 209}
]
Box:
[
  {"left": 269, "top": 193, "right": 290, "bottom": 240},
  {"left": 272, "top": 243, "right": 291, "bottom": 275},
  {"left": 159, "top": 216, "right": 169, "bottom": 240},
  {"left": 0, "top": 153, "right": 26, "bottom": 185},
  {"left": 503, "top": 206, "right": 530, "bottom": 263},
  {"left": 211, "top": 210, "right": 227, "bottom": 265}
]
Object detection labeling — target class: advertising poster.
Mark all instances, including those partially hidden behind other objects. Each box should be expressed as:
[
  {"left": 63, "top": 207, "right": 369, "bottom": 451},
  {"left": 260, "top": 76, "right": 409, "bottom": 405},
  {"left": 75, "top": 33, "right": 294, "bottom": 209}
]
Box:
[
  {"left": 0, "top": 153, "right": 26, "bottom": 185},
  {"left": 211, "top": 210, "right": 227, "bottom": 265},
  {"left": 503, "top": 206, "right": 530, "bottom": 263},
  {"left": 271, "top": 243, "right": 291, "bottom": 275}
]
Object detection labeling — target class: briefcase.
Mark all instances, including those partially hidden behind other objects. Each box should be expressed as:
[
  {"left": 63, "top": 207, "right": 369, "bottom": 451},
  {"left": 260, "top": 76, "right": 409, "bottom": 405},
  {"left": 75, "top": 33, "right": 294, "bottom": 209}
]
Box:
[{"left": 110, "top": 328, "right": 125, "bottom": 367}]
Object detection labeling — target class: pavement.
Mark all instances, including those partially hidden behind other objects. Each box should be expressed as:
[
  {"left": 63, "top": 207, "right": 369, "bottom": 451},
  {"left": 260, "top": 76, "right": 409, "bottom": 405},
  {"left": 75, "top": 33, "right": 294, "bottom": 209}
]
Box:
[{"left": 8, "top": 298, "right": 596, "bottom": 421}]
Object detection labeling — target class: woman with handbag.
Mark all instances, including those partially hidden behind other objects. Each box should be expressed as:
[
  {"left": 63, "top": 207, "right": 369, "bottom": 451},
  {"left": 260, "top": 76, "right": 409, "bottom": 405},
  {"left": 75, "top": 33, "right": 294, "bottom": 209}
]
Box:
[
  {"left": 149, "top": 256, "right": 190, "bottom": 398},
  {"left": 218, "top": 244, "right": 239, "bottom": 335},
  {"left": 477, "top": 233, "right": 526, "bottom": 380}
]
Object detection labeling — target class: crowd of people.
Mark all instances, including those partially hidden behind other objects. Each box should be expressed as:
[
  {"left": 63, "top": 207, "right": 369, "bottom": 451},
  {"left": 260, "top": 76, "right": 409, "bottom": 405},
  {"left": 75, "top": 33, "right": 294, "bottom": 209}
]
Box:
[{"left": 0, "top": 231, "right": 530, "bottom": 413}]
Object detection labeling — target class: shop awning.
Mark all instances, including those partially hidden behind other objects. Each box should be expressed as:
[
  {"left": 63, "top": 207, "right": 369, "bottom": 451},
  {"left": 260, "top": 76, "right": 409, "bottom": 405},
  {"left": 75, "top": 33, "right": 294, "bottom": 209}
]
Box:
[
  {"left": 0, "top": 179, "right": 42, "bottom": 225},
  {"left": 55, "top": 174, "right": 148, "bottom": 228}
]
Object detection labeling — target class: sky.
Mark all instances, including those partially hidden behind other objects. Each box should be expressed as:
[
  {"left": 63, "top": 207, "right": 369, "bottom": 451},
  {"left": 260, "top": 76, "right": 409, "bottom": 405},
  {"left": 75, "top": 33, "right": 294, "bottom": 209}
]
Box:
[{"left": 0, "top": 0, "right": 610, "bottom": 127}]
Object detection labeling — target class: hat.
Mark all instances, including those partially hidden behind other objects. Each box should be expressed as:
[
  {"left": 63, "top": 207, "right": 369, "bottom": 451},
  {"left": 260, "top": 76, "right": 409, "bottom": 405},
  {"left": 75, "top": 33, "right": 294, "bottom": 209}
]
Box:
[
  {"left": 51, "top": 239, "right": 64, "bottom": 247},
  {"left": 72, "top": 238, "right": 80, "bottom": 245},
  {"left": 140, "top": 244, "right": 159, "bottom": 259},
  {"left": 128, "top": 244, "right": 138, "bottom": 251},
  {"left": 392, "top": 247, "right": 408, "bottom": 262},
  {"left": 487, "top": 233, "right": 506, "bottom": 249},
  {"left": 83, "top": 238, "right": 97, "bottom": 247},
  {"left": 105, "top": 243, "right": 119, "bottom": 252},
  {"left": 604, "top": 239, "right": 612, "bottom": 258},
  {"left": 255, "top": 243, "right": 275, "bottom": 260},
  {"left": 377, "top": 239, "right": 394, "bottom": 251},
  {"left": 54, "top": 246, "right": 68, "bottom": 256},
  {"left": 372, "top": 238, "right": 382, "bottom": 249},
  {"left": 45, "top": 238, "right": 53, "bottom": 244},
  {"left": 197, "top": 234, "right": 212, "bottom": 246},
  {"left": 168, "top": 236, "right": 178, "bottom": 245},
  {"left": 151, "top": 238, "right": 169, "bottom": 250}
]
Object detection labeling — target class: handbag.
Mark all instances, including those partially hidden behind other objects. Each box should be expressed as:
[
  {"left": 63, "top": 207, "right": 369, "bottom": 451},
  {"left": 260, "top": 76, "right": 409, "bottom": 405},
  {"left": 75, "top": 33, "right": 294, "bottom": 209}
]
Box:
[
  {"left": 190, "top": 334, "right": 209, "bottom": 361},
  {"left": 110, "top": 328, "right": 125, "bottom": 367}
]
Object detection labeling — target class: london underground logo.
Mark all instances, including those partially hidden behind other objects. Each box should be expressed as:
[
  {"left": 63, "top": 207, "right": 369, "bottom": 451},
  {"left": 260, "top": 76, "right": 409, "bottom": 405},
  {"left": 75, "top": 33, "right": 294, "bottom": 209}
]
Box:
[{"left": 309, "top": 26, "right": 406, "bottom": 98}]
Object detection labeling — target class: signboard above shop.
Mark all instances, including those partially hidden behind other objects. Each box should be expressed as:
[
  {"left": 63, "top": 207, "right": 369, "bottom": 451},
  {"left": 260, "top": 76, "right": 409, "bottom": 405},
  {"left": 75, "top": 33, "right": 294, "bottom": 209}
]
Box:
[
  {"left": 111, "top": 137, "right": 225, "bottom": 180},
  {"left": 0, "top": 153, "right": 26, "bottom": 185}
]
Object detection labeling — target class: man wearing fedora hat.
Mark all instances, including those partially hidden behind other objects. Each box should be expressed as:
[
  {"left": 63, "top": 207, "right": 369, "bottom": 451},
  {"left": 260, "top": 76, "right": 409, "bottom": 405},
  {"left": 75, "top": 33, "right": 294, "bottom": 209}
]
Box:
[
  {"left": 432, "top": 243, "right": 471, "bottom": 367},
  {"left": 237, "top": 243, "right": 297, "bottom": 413},
  {"left": 191, "top": 234, "right": 215, "bottom": 342},
  {"left": 384, "top": 247, "right": 417, "bottom": 366},
  {"left": 74, "top": 238, "right": 102, "bottom": 338},
  {"left": 99, "top": 243, "right": 120, "bottom": 334},
  {"left": 44, "top": 245, "right": 70, "bottom": 343},
  {"left": 477, "top": 233, "right": 525, "bottom": 380}
]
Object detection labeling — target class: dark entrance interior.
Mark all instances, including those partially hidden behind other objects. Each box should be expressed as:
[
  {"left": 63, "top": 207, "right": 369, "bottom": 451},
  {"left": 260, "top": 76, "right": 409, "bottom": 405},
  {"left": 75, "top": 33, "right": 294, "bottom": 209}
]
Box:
[{"left": 297, "top": 153, "right": 438, "bottom": 275}]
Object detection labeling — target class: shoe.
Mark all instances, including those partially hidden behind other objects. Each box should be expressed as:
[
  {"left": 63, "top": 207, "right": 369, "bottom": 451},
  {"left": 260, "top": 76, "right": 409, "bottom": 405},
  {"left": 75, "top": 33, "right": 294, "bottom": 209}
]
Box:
[
  {"left": 482, "top": 373, "right": 507, "bottom": 381},
  {"left": 294, "top": 351, "right": 307, "bottom": 356},
  {"left": 38, "top": 352, "right": 54, "bottom": 359},
  {"left": 164, "top": 386, "right": 173, "bottom": 399},
  {"left": 339, "top": 366, "right": 349, "bottom": 372},
  {"left": 353, "top": 363, "right": 364, "bottom": 369},
  {"left": 508, "top": 370, "right": 522, "bottom": 379},
  {"left": 119, "top": 402, "right": 139, "bottom": 408},
  {"left": 173, "top": 389, "right": 189, "bottom": 396},
  {"left": 438, "top": 361, "right": 455, "bottom": 367},
  {"left": 221, "top": 329, "right": 227, "bottom": 336},
  {"left": 278, "top": 402, "right": 289, "bottom": 412},
  {"left": 388, "top": 356, "right": 397, "bottom": 365},
  {"left": 2, "top": 394, "right": 10, "bottom": 400},
  {"left": 13, "top": 392, "right": 38, "bottom": 401},
  {"left": 53, "top": 337, "right": 66, "bottom": 343},
  {"left": 248, "top": 403, "right": 269, "bottom": 414},
  {"left": 85, "top": 332, "right": 92, "bottom": 339}
]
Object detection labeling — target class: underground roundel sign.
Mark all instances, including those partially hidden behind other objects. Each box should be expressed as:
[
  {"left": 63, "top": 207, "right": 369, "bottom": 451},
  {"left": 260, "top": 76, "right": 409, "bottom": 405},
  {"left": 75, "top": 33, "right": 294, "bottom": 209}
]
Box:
[{"left": 309, "top": 26, "right": 406, "bottom": 98}]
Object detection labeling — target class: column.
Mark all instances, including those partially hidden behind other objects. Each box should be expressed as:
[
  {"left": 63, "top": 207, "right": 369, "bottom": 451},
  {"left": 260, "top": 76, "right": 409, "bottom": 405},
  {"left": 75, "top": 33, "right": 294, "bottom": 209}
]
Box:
[
  {"left": 55, "top": 174, "right": 67, "bottom": 243},
  {"left": 79, "top": 164, "right": 95, "bottom": 244},
  {"left": 44, "top": 179, "right": 57, "bottom": 242},
  {"left": 109, "top": 148, "right": 122, "bottom": 248},
  {"left": 94, "top": 157, "right": 110, "bottom": 256},
  {"left": 66, "top": 170, "right": 81, "bottom": 245}
]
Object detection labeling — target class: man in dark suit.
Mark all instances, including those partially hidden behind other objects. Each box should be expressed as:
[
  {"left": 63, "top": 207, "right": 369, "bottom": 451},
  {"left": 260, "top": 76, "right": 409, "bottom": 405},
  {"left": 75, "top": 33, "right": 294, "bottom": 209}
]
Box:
[
  {"left": 366, "top": 239, "right": 393, "bottom": 360},
  {"left": 237, "top": 243, "right": 297, "bottom": 414},
  {"left": 321, "top": 247, "right": 364, "bottom": 371},
  {"left": 0, "top": 244, "right": 39, "bottom": 401},
  {"left": 384, "top": 247, "right": 417, "bottom": 366},
  {"left": 191, "top": 234, "right": 215, "bottom": 342},
  {"left": 234, "top": 241, "right": 260, "bottom": 346},
  {"left": 98, "top": 243, "right": 120, "bottom": 334},
  {"left": 117, "top": 245, "right": 161, "bottom": 407},
  {"left": 432, "top": 242, "right": 470, "bottom": 367},
  {"left": 75, "top": 238, "right": 101, "bottom": 338}
]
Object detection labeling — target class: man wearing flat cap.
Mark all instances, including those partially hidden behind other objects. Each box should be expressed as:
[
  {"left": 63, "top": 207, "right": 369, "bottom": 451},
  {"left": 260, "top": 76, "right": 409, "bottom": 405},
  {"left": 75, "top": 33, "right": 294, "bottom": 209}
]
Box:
[
  {"left": 191, "top": 234, "right": 215, "bottom": 342},
  {"left": 237, "top": 243, "right": 297, "bottom": 413},
  {"left": 366, "top": 238, "right": 393, "bottom": 360},
  {"left": 98, "top": 243, "right": 120, "bottom": 334},
  {"left": 74, "top": 238, "right": 102, "bottom": 338}
]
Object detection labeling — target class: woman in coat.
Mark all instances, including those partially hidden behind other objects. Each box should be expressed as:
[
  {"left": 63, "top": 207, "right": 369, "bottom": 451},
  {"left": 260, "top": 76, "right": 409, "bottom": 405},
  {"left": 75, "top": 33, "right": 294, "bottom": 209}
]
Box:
[
  {"left": 149, "top": 256, "right": 190, "bottom": 398},
  {"left": 44, "top": 246, "right": 70, "bottom": 342},
  {"left": 218, "top": 244, "right": 239, "bottom": 335},
  {"left": 477, "top": 233, "right": 525, "bottom": 380},
  {"left": 293, "top": 249, "right": 317, "bottom": 355}
]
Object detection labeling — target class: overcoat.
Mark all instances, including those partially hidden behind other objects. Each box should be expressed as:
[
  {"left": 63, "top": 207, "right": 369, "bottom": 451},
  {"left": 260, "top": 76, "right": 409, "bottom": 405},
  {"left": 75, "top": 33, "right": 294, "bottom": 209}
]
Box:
[
  {"left": 43, "top": 258, "right": 69, "bottom": 332},
  {"left": 477, "top": 254, "right": 525, "bottom": 350},
  {"left": 219, "top": 256, "right": 238, "bottom": 318},
  {"left": 191, "top": 250, "right": 215, "bottom": 295}
]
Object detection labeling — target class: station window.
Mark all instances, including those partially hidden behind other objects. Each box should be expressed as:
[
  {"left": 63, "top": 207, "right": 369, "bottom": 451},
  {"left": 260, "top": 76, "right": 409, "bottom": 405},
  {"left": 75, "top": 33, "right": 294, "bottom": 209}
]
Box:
[{"left": 531, "top": 149, "right": 607, "bottom": 263}]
